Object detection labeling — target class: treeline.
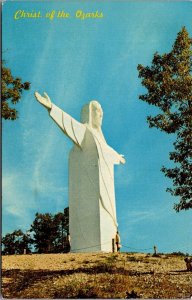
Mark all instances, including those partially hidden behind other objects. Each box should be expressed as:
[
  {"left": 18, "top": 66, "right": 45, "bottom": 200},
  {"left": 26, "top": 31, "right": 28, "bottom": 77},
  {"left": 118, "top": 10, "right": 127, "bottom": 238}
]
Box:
[{"left": 2, "top": 207, "right": 69, "bottom": 255}]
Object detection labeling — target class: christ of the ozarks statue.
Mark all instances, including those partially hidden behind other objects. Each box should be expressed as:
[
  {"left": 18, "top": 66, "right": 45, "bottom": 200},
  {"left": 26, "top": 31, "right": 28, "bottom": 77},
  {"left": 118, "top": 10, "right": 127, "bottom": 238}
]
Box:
[{"left": 35, "top": 92, "right": 125, "bottom": 252}]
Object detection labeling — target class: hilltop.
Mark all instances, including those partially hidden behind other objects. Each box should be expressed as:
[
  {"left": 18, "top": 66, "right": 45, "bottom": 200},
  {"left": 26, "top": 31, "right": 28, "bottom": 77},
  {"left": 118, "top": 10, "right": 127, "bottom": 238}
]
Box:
[{"left": 2, "top": 252, "right": 192, "bottom": 298}]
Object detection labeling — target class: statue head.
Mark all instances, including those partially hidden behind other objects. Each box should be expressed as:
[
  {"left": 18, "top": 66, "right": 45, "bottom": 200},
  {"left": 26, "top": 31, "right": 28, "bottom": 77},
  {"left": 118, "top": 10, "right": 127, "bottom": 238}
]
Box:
[{"left": 81, "top": 100, "right": 103, "bottom": 129}]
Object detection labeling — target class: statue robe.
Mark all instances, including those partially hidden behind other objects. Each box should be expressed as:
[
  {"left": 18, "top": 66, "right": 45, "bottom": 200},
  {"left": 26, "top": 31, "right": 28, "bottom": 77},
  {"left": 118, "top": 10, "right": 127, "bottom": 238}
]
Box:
[{"left": 50, "top": 103, "right": 122, "bottom": 252}]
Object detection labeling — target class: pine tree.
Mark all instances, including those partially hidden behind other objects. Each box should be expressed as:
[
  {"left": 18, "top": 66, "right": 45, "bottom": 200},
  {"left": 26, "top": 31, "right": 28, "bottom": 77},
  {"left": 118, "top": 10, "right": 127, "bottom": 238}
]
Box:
[{"left": 30, "top": 209, "right": 69, "bottom": 253}]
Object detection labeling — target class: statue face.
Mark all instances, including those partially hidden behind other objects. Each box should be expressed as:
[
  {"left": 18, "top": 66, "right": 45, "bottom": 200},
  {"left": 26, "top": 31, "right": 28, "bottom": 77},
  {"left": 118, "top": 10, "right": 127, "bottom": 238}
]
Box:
[{"left": 91, "top": 102, "right": 103, "bottom": 128}]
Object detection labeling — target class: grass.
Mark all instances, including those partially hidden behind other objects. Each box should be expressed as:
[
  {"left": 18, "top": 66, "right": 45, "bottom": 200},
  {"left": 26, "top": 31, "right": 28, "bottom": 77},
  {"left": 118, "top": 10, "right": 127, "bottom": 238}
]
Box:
[{"left": 2, "top": 252, "right": 192, "bottom": 298}]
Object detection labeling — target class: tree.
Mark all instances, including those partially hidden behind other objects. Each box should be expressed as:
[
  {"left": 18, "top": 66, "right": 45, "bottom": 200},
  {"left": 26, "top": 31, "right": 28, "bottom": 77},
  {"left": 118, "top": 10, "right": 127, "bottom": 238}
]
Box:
[
  {"left": 30, "top": 213, "right": 58, "bottom": 253},
  {"left": 1, "top": 61, "right": 30, "bottom": 120},
  {"left": 53, "top": 207, "right": 69, "bottom": 252},
  {"left": 2, "top": 232, "right": 15, "bottom": 255},
  {"left": 17, "top": 231, "right": 33, "bottom": 254},
  {"left": 2, "top": 230, "right": 32, "bottom": 255},
  {"left": 2, "top": 209, "right": 69, "bottom": 254},
  {"left": 137, "top": 27, "right": 192, "bottom": 212},
  {"left": 30, "top": 208, "right": 69, "bottom": 253}
]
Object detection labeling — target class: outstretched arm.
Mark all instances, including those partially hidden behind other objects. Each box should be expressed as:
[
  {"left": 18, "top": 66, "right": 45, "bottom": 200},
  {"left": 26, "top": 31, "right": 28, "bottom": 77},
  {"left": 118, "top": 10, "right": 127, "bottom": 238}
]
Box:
[
  {"left": 34, "top": 91, "right": 86, "bottom": 147},
  {"left": 106, "top": 145, "right": 126, "bottom": 165}
]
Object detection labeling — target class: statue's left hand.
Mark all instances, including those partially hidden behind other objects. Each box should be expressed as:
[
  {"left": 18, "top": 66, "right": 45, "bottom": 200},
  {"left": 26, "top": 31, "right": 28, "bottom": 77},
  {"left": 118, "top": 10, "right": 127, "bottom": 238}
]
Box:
[
  {"left": 119, "top": 154, "right": 126, "bottom": 164},
  {"left": 34, "top": 92, "right": 52, "bottom": 110}
]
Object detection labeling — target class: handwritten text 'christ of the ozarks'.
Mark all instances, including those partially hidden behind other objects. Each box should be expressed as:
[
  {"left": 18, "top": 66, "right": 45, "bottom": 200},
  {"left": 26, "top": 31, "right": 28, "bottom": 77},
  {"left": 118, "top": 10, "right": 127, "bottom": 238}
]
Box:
[{"left": 14, "top": 10, "right": 104, "bottom": 21}]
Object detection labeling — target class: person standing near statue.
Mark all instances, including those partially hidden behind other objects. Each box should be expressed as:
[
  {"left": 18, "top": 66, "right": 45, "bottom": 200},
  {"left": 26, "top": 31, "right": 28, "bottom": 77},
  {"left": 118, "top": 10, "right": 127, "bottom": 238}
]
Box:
[
  {"left": 115, "top": 231, "right": 121, "bottom": 252},
  {"left": 34, "top": 92, "right": 126, "bottom": 252},
  {"left": 67, "top": 232, "right": 71, "bottom": 252}
]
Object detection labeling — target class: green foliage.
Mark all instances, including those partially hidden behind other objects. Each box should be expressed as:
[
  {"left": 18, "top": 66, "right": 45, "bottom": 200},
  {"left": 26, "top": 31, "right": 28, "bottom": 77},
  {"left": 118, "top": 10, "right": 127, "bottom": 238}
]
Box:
[
  {"left": 30, "top": 208, "right": 69, "bottom": 253},
  {"left": 137, "top": 27, "right": 192, "bottom": 212},
  {"left": 1, "top": 61, "right": 30, "bottom": 120},
  {"left": 30, "top": 213, "right": 57, "bottom": 253},
  {"left": 2, "top": 208, "right": 69, "bottom": 255},
  {"left": 53, "top": 207, "right": 69, "bottom": 252},
  {"left": 2, "top": 230, "right": 32, "bottom": 255}
]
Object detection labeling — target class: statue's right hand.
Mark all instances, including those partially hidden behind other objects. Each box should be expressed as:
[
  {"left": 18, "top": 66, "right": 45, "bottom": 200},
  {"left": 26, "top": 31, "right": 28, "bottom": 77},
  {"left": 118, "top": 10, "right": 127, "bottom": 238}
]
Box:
[
  {"left": 119, "top": 154, "right": 126, "bottom": 165},
  {"left": 34, "top": 92, "right": 52, "bottom": 110}
]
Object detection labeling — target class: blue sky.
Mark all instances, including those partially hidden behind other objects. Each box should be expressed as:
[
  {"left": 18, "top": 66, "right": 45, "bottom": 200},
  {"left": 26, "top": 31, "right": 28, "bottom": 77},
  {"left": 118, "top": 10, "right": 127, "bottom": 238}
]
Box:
[{"left": 2, "top": 0, "right": 192, "bottom": 254}]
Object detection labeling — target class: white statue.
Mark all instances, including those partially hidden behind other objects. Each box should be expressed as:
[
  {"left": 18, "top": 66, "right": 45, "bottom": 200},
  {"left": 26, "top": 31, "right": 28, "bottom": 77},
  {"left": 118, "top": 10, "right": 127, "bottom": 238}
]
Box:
[{"left": 35, "top": 92, "right": 125, "bottom": 252}]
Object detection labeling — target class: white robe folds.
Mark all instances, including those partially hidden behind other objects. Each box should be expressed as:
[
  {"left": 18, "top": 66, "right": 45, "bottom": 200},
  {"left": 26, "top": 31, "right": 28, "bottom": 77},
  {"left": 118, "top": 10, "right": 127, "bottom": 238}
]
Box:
[{"left": 50, "top": 103, "right": 122, "bottom": 252}]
